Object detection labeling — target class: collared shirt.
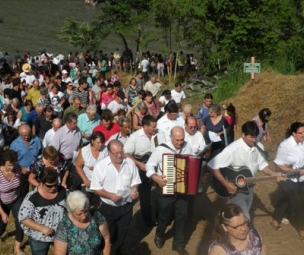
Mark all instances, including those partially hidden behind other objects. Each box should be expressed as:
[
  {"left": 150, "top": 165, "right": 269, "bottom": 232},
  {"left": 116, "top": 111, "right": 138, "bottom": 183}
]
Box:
[
  {"left": 90, "top": 156, "right": 141, "bottom": 206},
  {"left": 146, "top": 141, "right": 193, "bottom": 177},
  {"left": 42, "top": 128, "right": 55, "bottom": 148},
  {"left": 10, "top": 136, "right": 42, "bottom": 168},
  {"left": 171, "top": 89, "right": 186, "bottom": 104},
  {"left": 274, "top": 136, "right": 304, "bottom": 182},
  {"left": 207, "top": 138, "right": 268, "bottom": 175},
  {"left": 93, "top": 123, "right": 121, "bottom": 142},
  {"left": 144, "top": 81, "right": 161, "bottom": 97},
  {"left": 77, "top": 113, "right": 100, "bottom": 142},
  {"left": 184, "top": 129, "right": 206, "bottom": 156},
  {"left": 124, "top": 128, "right": 166, "bottom": 157},
  {"left": 107, "top": 132, "right": 129, "bottom": 145},
  {"left": 157, "top": 114, "right": 185, "bottom": 142},
  {"left": 51, "top": 125, "right": 81, "bottom": 159}
]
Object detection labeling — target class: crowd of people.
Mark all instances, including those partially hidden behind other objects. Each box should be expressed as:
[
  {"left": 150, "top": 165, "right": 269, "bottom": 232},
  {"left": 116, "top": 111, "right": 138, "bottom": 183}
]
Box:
[{"left": 0, "top": 49, "right": 302, "bottom": 255}]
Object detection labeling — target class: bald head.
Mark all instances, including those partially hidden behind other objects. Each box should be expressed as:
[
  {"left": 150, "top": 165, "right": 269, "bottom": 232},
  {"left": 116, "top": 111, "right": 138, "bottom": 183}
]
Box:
[
  {"left": 52, "top": 118, "right": 62, "bottom": 131},
  {"left": 19, "top": 124, "right": 31, "bottom": 142},
  {"left": 170, "top": 126, "right": 185, "bottom": 149},
  {"left": 185, "top": 116, "right": 197, "bottom": 135}
]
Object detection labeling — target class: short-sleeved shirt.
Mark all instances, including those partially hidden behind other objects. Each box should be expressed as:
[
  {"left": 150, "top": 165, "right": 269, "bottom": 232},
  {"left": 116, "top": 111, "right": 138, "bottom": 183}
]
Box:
[
  {"left": 18, "top": 186, "right": 66, "bottom": 242},
  {"left": 171, "top": 89, "right": 186, "bottom": 104},
  {"left": 55, "top": 210, "right": 106, "bottom": 255},
  {"left": 90, "top": 156, "right": 141, "bottom": 206}
]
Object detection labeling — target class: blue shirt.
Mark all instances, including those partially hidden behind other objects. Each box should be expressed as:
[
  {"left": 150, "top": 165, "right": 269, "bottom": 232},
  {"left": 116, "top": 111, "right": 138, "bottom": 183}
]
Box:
[
  {"left": 26, "top": 110, "right": 38, "bottom": 127},
  {"left": 77, "top": 113, "right": 100, "bottom": 143},
  {"left": 10, "top": 136, "right": 42, "bottom": 167},
  {"left": 196, "top": 105, "right": 209, "bottom": 127}
]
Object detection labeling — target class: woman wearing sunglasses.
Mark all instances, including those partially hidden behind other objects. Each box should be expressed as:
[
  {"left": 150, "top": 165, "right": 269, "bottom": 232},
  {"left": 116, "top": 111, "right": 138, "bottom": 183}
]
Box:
[
  {"left": 208, "top": 204, "right": 266, "bottom": 255},
  {"left": 19, "top": 167, "right": 66, "bottom": 255}
]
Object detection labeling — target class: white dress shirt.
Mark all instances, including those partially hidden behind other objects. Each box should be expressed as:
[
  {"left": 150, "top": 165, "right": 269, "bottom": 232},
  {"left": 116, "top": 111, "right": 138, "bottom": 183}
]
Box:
[
  {"left": 184, "top": 129, "right": 206, "bottom": 156},
  {"left": 90, "top": 156, "right": 141, "bottom": 206},
  {"left": 207, "top": 138, "right": 268, "bottom": 175},
  {"left": 124, "top": 128, "right": 166, "bottom": 157},
  {"left": 146, "top": 141, "right": 193, "bottom": 177},
  {"left": 107, "top": 132, "right": 129, "bottom": 145},
  {"left": 157, "top": 114, "right": 185, "bottom": 142},
  {"left": 274, "top": 136, "right": 304, "bottom": 182}
]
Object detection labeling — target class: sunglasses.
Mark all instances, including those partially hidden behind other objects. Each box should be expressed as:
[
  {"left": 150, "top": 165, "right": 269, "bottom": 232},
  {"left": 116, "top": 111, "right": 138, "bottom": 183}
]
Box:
[{"left": 44, "top": 183, "right": 58, "bottom": 188}]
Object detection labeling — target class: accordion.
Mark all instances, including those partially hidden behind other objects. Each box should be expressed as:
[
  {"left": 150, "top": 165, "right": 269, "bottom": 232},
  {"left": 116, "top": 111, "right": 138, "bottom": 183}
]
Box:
[{"left": 162, "top": 154, "right": 203, "bottom": 195}]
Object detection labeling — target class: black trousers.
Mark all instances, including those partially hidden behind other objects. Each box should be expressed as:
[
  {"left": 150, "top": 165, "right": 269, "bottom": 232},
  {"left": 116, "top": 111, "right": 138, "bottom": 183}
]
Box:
[
  {"left": 138, "top": 170, "right": 153, "bottom": 224},
  {"left": 0, "top": 196, "right": 24, "bottom": 242},
  {"left": 155, "top": 187, "right": 188, "bottom": 249},
  {"left": 100, "top": 202, "right": 133, "bottom": 255},
  {"left": 273, "top": 180, "right": 304, "bottom": 229}
]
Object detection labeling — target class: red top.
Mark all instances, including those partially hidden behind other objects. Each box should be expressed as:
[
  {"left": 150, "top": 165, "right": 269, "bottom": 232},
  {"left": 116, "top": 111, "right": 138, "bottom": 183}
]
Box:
[{"left": 93, "top": 122, "right": 121, "bottom": 142}]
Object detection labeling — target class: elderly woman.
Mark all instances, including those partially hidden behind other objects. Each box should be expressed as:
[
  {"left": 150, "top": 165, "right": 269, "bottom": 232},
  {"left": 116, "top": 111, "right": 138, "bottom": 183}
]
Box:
[
  {"left": 54, "top": 191, "right": 111, "bottom": 255},
  {"left": 209, "top": 204, "right": 266, "bottom": 255},
  {"left": 201, "top": 103, "right": 229, "bottom": 157},
  {"left": 0, "top": 150, "right": 24, "bottom": 255},
  {"left": 132, "top": 101, "right": 148, "bottom": 130},
  {"left": 19, "top": 168, "right": 66, "bottom": 255},
  {"left": 29, "top": 145, "right": 69, "bottom": 189},
  {"left": 75, "top": 131, "right": 108, "bottom": 205},
  {"left": 180, "top": 104, "right": 193, "bottom": 120}
]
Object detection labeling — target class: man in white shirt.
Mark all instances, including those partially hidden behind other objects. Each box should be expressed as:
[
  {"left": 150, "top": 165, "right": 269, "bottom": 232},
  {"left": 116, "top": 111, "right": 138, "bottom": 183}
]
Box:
[
  {"left": 157, "top": 101, "right": 185, "bottom": 142},
  {"left": 158, "top": 89, "right": 172, "bottom": 112},
  {"left": 124, "top": 115, "right": 166, "bottom": 227},
  {"left": 143, "top": 75, "right": 163, "bottom": 98},
  {"left": 146, "top": 126, "right": 193, "bottom": 255},
  {"left": 90, "top": 140, "right": 141, "bottom": 255},
  {"left": 184, "top": 116, "right": 206, "bottom": 156},
  {"left": 171, "top": 82, "right": 186, "bottom": 104},
  {"left": 42, "top": 118, "right": 62, "bottom": 147},
  {"left": 107, "top": 96, "right": 128, "bottom": 116},
  {"left": 208, "top": 121, "right": 283, "bottom": 220},
  {"left": 107, "top": 117, "right": 131, "bottom": 145},
  {"left": 141, "top": 53, "right": 149, "bottom": 82}
]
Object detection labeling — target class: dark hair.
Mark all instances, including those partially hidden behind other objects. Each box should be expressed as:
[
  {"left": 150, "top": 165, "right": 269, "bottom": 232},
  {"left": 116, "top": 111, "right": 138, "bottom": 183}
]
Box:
[
  {"left": 64, "top": 112, "right": 77, "bottom": 124},
  {"left": 101, "top": 109, "right": 114, "bottom": 122},
  {"left": 142, "top": 115, "right": 157, "bottom": 126},
  {"left": 24, "top": 100, "right": 33, "bottom": 107},
  {"left": 90, "top": 131, "right": 105, "bottom": 145},
  {"left": 12, "top": 78, "right": 20, "bottom": 87},
  {"left": 204, "top": 93, "right": 213, "bottom": 100},
  {"left": 39, "top": 167, "right": 58, "bottom": 184},
  {"left": 175, "top": 82, "right": 181, "bottom": 88},
  {"left": 258, "top": 108, "right": 271, "bottom": 122},
  {"left": 0, "top": 150, "right": 17, "bottom": 165},
  {"left": 241, "top": 121, "right": 259, "bottom": 137},
  {"left": 286, "top": 122, "right": 304, "bottom": 138},
  {"left": 165, "top": 100, "right": 178, "bottom": 113},
  {"left": 162, "top": 89, "right": 171, "bottom": 96},
  {"left": 44, "top": 105, "right": 54, "bottom": 113},
  {"left": 107, "top": 84, "right": 114, "bottom": 89},
  {"left": 138, "top": 90, "right": 146, "bottom": 98},
  {"left": 113, "top": 81, "right": 121, "bottom": 88},
  {"left": 226, "top": 103, "right": 236, "bottom": 113},
  {"left": 78, "top": 78, "right": 85, "bottom": 85}
]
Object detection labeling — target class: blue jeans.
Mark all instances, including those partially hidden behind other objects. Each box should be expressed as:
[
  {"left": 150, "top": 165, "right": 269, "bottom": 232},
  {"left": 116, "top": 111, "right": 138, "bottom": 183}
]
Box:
[
  {"left": 230, "top": 188, "right": 254, "bottom": 221},
  {"left": 28, "top": 238, "right": 52, "bottom": 255}
]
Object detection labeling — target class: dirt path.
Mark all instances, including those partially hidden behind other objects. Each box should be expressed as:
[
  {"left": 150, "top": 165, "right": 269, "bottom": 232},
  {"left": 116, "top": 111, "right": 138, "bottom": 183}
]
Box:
[{"left": 123, "top": 176, "right": 304, "bottom": 255}]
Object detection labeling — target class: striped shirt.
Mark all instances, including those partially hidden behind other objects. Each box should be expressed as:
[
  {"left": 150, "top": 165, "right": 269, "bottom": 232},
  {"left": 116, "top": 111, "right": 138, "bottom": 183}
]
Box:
[
  {"left": 71, "top": 89, "right": 89, "bottom": 107},
  {"left": 0, "top": 163, "right": 21, "bottom": 204}
]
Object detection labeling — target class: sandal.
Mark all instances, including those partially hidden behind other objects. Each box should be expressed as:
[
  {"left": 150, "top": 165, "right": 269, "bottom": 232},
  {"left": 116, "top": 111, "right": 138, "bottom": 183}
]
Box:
[{"left": 270, "top": 221, "right": 282, "bottom": 231}]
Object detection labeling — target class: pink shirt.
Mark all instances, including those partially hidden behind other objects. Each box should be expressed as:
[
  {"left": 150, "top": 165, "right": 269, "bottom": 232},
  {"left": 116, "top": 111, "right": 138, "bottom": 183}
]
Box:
[{"left": 0, "top": 164, "right": 21, "bottom": 204}]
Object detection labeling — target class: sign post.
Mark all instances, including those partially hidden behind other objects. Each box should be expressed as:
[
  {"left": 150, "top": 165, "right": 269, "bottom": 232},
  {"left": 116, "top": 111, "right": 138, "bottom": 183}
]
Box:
[{"left": 244, "top": 57, "right": 261, "bottom": 84}]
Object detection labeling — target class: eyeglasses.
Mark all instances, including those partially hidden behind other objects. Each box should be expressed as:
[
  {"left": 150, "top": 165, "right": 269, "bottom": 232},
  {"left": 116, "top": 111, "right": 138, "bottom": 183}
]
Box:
[
  {"left": 224, "top": 219, "right": 249, "bottom": 230},
  {"left": 44, "top": 183, "right": 58, "bottom": 188}
]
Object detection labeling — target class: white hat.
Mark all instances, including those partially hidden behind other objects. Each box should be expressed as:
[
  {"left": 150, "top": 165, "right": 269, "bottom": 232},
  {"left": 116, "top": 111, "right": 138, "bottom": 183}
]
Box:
[{"left": 62, "top": 70, "right": 68, "bottom": 74}]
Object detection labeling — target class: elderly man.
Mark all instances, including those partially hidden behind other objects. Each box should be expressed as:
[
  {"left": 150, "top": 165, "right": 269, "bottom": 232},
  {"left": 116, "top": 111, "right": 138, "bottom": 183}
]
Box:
[
  {"left": 93, "top": 109, "right": 120, "bottom": 142},
  {"left": 157, "top": 101, "right": 185, "bottom": 142},
  {"left": 42, "top": 118, "right": 62, "bottom": 147},
  {"left": 124, "top": 115, "right": 166, "bottom": 227},
  {"left": 107, "top": 117, "right": 131, "bottom": 145},
  {"left": 146, "top": 126, "right": 193, "bottom": 255},
  {"left": 26, "top": 79, "right": 41, "bottom": 106},
  {"left": 90, "top": 140, "right": 141, "bottom": 255},
  {"left": 184, "top": 116, "right": 207, "bottom": 156},
  {"left": 143, "top": 75, "right": 163, "bottom": 98},
  {"left": 10, "top": 124, "right": 42, "bottom": 196},
  {"left": 26, "top": 103, "right": 45, "bottom": 129},
  {"left": 77, "top": 105, "right": 100, "bottom": 143},
  {"left": 63, "top": 97, "right": 86, "bottom": 119}
]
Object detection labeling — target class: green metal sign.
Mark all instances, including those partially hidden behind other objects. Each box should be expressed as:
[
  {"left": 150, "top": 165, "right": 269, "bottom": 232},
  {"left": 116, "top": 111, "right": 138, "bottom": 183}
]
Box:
[{"left": 244, "top": 63, "right": 261, "bottom": 73}]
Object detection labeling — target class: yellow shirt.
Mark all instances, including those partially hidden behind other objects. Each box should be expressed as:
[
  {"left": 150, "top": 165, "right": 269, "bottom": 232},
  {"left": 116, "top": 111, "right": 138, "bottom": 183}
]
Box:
[{"left": 26, "top": 88, "right": 41, "bottom": 106}]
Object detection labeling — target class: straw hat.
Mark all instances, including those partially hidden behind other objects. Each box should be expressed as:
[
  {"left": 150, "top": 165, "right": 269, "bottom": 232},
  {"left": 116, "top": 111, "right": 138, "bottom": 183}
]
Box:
[{"left": 22, "top": 63, "right": 31, "bottom": 73}]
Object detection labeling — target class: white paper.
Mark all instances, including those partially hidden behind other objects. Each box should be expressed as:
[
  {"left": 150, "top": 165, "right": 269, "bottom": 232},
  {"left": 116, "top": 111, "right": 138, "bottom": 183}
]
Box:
[
  {"left": 117, "top": 189, "right": 132, "bottom": 203},
  {"left": 208, "top": 131, "right": 221, "bottom": 142}
]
